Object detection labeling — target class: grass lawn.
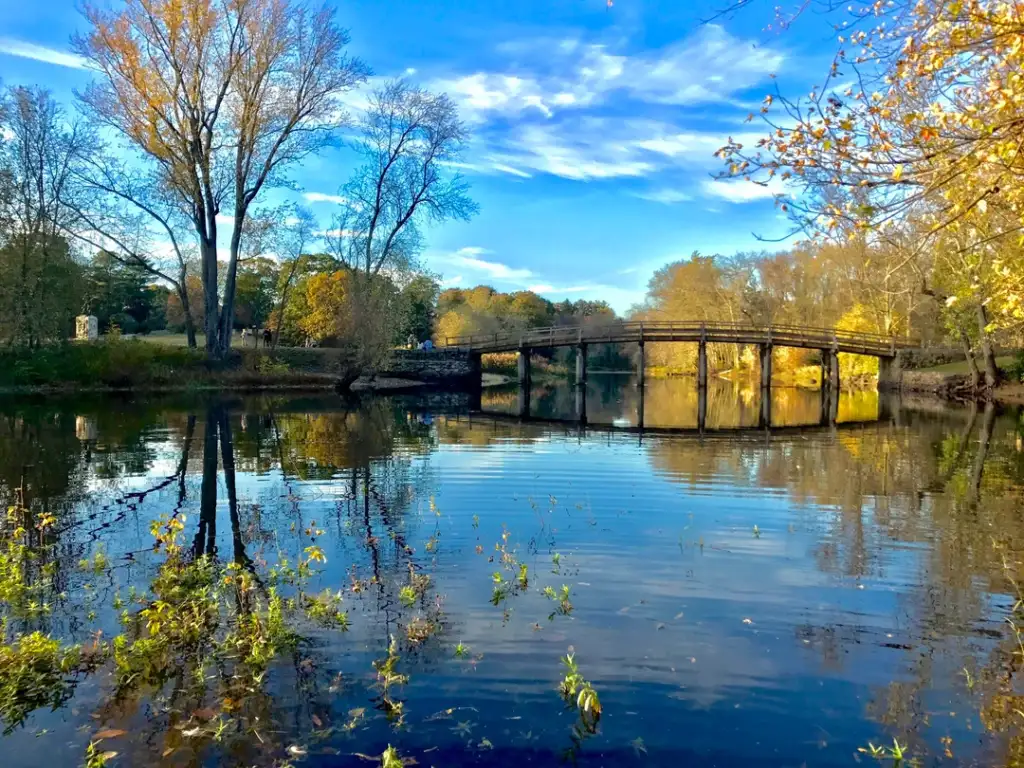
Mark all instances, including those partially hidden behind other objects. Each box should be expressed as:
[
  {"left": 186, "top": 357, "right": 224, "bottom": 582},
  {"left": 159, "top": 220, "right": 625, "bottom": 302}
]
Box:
[
  {"left": 919, "top": 355, "right": 1016, "bottom": 374},
  {"left": 136, "top": 331, "right": 242, "bottom": 348}
]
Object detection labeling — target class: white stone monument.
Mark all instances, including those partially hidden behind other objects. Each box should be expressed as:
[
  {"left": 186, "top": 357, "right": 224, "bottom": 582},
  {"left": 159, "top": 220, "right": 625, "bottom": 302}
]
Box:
[{"left": 75, "top": 315, "right": 99, "bottom": 341}]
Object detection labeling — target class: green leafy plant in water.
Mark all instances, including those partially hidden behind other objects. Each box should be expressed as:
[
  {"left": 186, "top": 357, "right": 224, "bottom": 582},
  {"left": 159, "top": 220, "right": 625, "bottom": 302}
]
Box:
[
  {"left": 517, "top": 563, "right": 529, "bottom": 590},
  {"left": 0, "top": 631, "right": 104, "bottom": 734},
  {"left": 381, "top": 745, "right": 404, "bottom": 768},
  {"left": 558, "top": 651, "right": 601, "bottom": 734},
  {"left": 454, "top": 642, "right": 470, "bottom": 658},
  {"left": 858, "top": 738, "right": 908, "bottom": 764},
  {"left": 303, "top": 589, "right": 350, "bottom": 630},
  {"left": 543, "top": 584, "right": 573, "bottom": 619},
  {"left": 373, "top": 635, "right": 408, "bottom": 723},
  {"left": 84, "top": 739, "right": 118, "bottom": 768},
  {"left": 399, "top": 585, "right": 417, "bottom": 608}
]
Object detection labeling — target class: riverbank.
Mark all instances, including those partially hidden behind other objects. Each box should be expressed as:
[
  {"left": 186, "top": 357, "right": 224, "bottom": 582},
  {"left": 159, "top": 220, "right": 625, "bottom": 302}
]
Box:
[{"left": 0, "top": 340, "right": 514, "bottom": 395}]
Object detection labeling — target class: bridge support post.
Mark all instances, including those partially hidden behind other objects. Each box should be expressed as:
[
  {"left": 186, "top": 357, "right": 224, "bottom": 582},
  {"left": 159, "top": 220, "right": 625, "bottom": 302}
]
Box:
[
  {"left": 759, "top": 344, "right": 773, "bottom": 389},
  {"left": 575, "top": 343, "right": 588, "bottom": 385},
  {"left": 636, "top": 340, "right": 645, "bottom": 385},
  {"left": 637, "top": 377, "right": 645, "bottom": 429},
  {"left": 697, "top": 340, "right": 708, "bottom": 389},
  {"left": 518, "top": 347, "right": 531, "bottom": 387},
  {"left": 826, "top": 350, "right": 840, "bottom": 390},
  {"left": 877, "top": 353, "right": 902, "bottom": 392},
  {"left": 517, "top": 386, "right": 530, "bottom": 419},
  {"left": 575, "top": 383, "right": 587, "bottom": 425},
  {"left": 697, "top": 382, "right": 707, "bottom": 432},
  {"left": 759, "top": 389, "right": 772, "bottom": 429}
]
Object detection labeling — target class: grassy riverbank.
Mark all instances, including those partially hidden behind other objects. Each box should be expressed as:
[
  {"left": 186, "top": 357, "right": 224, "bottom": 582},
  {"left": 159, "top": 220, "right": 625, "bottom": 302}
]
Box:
[{"left": 0, "top": 339, "right": 344, "bottom": 393}]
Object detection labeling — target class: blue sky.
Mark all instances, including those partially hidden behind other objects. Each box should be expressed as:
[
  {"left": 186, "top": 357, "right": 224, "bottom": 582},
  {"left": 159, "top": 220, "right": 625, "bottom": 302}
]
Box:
[{"left": 0, "top": 0, "right": 837, "bottom": 313}]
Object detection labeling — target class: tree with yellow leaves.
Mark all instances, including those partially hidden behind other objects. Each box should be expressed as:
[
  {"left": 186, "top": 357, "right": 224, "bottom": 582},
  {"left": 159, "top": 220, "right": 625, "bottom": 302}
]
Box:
[
  {"left": 73, "top": 0, "right": 368, "bottom": 358},
  {"left": 719, "top": 0, "right": 1024, "bottom": 383}
]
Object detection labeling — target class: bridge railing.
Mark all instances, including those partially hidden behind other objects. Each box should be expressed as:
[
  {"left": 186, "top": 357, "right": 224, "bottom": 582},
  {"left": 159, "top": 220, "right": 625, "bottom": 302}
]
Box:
[{"left": 441, "top": 320, "right": 916, "bottom": 352}]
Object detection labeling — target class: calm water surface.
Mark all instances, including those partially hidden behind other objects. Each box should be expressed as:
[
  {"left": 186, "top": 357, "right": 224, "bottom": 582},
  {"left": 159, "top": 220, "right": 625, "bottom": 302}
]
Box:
[{"left": 2, "top": 377, "right": 1024, "bottom": 767}]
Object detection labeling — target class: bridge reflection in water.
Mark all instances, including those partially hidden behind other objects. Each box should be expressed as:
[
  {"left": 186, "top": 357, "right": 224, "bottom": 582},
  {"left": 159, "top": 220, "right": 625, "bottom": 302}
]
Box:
[{"left": 476, "top": 377, "right": 900, "bottom": 435}]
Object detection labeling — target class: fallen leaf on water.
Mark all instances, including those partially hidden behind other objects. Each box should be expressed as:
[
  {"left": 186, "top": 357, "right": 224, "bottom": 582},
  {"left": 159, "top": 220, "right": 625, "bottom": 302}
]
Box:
[
  {"left": 311, "top": 714, "right": 323, "bottom": 728},
  {"left": 192, "top": 708, "right": 217, "bottom": 721},
  {"left": 93, "top": 729, "right": 127, "bottom": 740},
  {"left": 674, "top": 612, "right": 684, "bottom": 620},
  {"left": 287, "top": 745, "right": 308, "bottom": 756},
  {"left": 99, "top": 751, "right": 118, "bottom": 761},
  {"left": 162, "top": 748, "right": 175, "bottom": 758},
  {"left": 182, "top": 727, "right": 203, "bottom": 738},
  {"left": 742, "top": 618, "right": 753, "bottom": 625}
]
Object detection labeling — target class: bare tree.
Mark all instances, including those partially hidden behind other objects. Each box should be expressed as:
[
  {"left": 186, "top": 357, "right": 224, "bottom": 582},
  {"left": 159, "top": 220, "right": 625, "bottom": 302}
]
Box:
[
  {"left": 265, "top": 205, "right": 315, "bottom": 348},
  {"left": 0, "top": 87, "right": 88, "bottom": 347},
  {"left": 74, "top": 0, "right": 369, "bottom": 358},
  {"left": 329, "top": 79, "right": 478, "bottom": 277},
  {"left": 64, "top": 153, "right": 201, "bottom": 346}
]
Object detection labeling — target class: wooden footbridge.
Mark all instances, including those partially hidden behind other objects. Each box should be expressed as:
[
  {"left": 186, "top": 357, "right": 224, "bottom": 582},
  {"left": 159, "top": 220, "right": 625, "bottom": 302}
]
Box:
[{"left": 441, "top": 320, "right": 914, "bottom": 391}]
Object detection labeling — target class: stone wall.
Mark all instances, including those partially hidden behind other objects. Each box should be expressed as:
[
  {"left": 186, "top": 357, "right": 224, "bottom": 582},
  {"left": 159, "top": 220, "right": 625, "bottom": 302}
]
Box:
[{"left": 378, "top": 349, "right": 480, "bottom": 385}]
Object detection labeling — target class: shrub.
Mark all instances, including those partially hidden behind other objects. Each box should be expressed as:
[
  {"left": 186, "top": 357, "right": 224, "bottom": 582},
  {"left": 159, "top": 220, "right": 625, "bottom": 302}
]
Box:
[{"left": 1006, "top": 351, "right": 1024, "bottom": 384}]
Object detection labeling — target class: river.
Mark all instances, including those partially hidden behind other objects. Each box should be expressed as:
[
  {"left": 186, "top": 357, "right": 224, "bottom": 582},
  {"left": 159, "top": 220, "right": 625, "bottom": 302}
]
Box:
[{"left": 1, "top": 377, "right": 1023, "bottom": 767}]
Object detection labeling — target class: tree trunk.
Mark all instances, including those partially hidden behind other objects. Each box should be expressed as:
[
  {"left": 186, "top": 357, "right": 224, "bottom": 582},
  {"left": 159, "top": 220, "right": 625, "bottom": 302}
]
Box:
[
  {"left": 200, "top": 238, "right": 220, "bottom": 358},
  {"left": 958, "top": 331, "right": 980, "bottom": 390},
  {"left": 974, "top": 302, "right": 999, "bottom": 387},
  {"left": 271, "top": 260, "right": 300, "bottom": 351},
  {"left": 217, "top": 220, "right": 244, "bottom": 358},
  {"left": 175, "top": 271, "right": 197, "bottom": 349}
]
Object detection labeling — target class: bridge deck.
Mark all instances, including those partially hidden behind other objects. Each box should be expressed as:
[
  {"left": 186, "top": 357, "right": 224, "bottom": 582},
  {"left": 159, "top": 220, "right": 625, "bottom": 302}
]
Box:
[{"left": 441, "top": 320, "right": 912, "bottom": 358}]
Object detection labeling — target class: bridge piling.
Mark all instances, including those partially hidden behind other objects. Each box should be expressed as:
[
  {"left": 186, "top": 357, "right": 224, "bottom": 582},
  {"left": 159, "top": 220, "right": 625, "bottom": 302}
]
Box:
[
  {"left": 517, "top": 385, "right": 530, "bottom": 419},
  {"left": 697, "top": 383, "right": 707, "bottom": 432},
  {"left": 636, "top": 340, "right": 645, "bottom": 385},
  {"left": 759, "top": 344, "right": 773, "bottom": 389},
  {"left": 877, "top": 354, "right": 902, "bottom": 391},
  {"left": 698, "top": 340, "right": 708, "bottom": 388},
  {"left": 518, "top": 347, "right": 531, "bottom": 387},
  {"left": 759, "top": 389, "right": 772, "bottom": 429},
  {"left": 575, "top": 384, "right": 587, "bottom": 425},
  {"left": 575, "top": 343, "right": 588, "bottom": 385},
  {"left": 826, "top": 350, "right": 840, "bottom": 390}
]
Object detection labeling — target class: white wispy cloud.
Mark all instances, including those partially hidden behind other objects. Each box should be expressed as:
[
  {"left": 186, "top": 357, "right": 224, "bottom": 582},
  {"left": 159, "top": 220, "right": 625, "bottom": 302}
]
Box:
[
  {"left": 450, "top": 248, "right": 533, "bottom": 280},
  {"left": 431, "top": 25, "right": 784, "bottom": 122},
  {"left": 702, "top": 177, "right": 787, "bottom": 203},
  {"left": 303, "top": 192, "right": 349, "bottom": 205},
  {"left": 634, "top": 188, "right": 693, "bottom": 205},
  {"left": 0, "top": 38, "right": 88, "bottom": 69}
]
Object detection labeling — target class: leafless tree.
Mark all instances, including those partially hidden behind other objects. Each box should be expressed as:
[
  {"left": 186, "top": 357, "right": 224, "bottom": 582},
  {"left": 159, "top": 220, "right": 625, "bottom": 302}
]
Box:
[
  {"left": 329, "top": 79, "right": 478, "bottom": 277},
  {"left": 64, "top": 153, "right": 201, "bottom": 346},
  {"left": 74, "top": 0, "right": 369, "bottom": 358},
  {"left": 0, "top": 86, "right": 88, "bottom": 347}
]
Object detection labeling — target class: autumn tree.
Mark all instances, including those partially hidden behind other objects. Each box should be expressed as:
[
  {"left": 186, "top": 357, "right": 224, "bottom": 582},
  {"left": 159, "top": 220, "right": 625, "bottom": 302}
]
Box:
[
  {"left": 718, "top": 0, "right": 1024, "bottom": 381},
  {"left": 74, "top": 0, "right": 368, "bottom": 358}
]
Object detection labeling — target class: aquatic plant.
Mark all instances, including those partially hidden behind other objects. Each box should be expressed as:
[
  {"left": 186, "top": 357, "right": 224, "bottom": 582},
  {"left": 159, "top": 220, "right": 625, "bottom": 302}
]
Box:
[
  {"left": 558, "top": 651, "right": 601, "bottom": 725},
  {"left": 0, "top": 631, "right": 104, "bottom": 734},
  {"left": 454, "top": 641, "right": 470, "bottom": 658},
  {"left": 399, "top": 585, "right": 417, "bottom": 607},
  {"left": 84, "top": 740, "right": 118, "bottom": 768},
  {"left": 373, "top": 635, "right": 408, "bottom": 723},
  {"left": 303, "top": 589, "right": 350, "bottom": 629},
  {"left": 405, "top": 615, "right": 440, "bottom": 645},
  {"left": 381, "top": 745, "right": 403, "bottom": 768},
  {"left": 543, "top": 584, "right": 573, "bottom": 619},
  {"left": 858, "top": 738, "right": 908, "bottom": 763}
]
